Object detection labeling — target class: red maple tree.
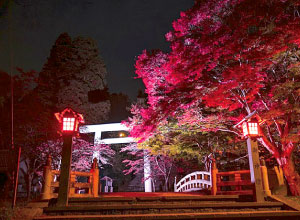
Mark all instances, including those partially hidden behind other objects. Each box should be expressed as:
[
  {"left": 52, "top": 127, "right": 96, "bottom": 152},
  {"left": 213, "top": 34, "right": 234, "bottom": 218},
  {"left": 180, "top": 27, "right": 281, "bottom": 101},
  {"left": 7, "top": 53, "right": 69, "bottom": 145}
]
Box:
[{"left": 132, "top": 0, "right": 300, "bottom": 195}]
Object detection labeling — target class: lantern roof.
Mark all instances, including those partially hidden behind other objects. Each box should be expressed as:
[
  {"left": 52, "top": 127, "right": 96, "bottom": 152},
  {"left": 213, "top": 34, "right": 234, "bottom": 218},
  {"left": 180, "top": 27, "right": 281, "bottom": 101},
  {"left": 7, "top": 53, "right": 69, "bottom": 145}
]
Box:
[
  {"left": 233, "top": 111, "right": 265, "bottom": 129},
  {"left": 55, "top": 108, "right": 84, "bottom": 124}
]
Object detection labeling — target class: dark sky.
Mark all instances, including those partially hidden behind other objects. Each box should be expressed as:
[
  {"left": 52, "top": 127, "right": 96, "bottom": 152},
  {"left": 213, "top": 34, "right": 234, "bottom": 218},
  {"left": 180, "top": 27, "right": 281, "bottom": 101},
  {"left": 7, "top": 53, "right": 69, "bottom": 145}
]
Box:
[{"left": 0, "top": 0, "right": 194, "bottom": 100}]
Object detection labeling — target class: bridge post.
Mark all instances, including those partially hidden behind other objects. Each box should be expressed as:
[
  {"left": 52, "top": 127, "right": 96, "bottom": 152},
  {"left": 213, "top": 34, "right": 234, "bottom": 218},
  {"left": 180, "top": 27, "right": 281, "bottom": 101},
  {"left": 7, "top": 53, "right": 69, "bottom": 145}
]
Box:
[
  {"left": 41, "top": 155, "right": 53, "bottom": 200},
  {"left": 235, "top": 173, "right": 242, "bottom": 191},
  {"left": 91, "top": 158, "right": 99, "bottom": 197},
  {"left": 211, "top": 160, "right": 218, "bottom": 195},
  {"left": 261, "top": 160, "right": 271, "bottom": 196},
  {"left": 69, "top": 174, "right": 76, "bottom": 197}
]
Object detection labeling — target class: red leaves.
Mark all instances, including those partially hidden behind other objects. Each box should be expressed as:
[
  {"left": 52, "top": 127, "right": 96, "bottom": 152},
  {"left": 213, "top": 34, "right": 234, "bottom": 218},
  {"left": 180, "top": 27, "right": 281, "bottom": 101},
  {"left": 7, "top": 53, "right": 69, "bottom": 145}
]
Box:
[
  {"left": 131, "top": 0, "right": 300, "bottom": 143},
  {"left": 129, "top": 1, "right": 300, "bottom": 195},
  {"left": 202, "top": 64, "right": 265, "bottom": 111}
]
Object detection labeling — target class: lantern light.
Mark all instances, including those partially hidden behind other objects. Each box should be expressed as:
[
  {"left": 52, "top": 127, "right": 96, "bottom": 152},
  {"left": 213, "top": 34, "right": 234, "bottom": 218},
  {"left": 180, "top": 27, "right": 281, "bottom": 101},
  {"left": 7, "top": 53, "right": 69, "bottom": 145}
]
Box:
[
  {"left": 63, "top": 117, "right": 76, "bottom": 131},
  {"left": 119, "top": 132, "right": 126, "bottom": 138},
  {"left": 242, "top": 119, "right": 260, "bottom": 137}
]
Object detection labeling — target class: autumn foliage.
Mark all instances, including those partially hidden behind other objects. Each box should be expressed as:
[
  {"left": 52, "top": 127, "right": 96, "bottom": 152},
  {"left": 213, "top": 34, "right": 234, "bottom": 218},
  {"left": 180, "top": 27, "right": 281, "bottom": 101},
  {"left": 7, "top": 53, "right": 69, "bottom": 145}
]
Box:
[{"left": 131, "top": 0, "right": 300, "bottom": 195}]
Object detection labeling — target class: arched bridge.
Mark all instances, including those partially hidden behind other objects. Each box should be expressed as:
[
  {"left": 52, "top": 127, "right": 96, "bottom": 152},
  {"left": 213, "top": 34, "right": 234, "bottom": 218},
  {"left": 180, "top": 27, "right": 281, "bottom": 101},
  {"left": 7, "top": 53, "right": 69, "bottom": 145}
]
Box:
[{"left": 174, "top": 171, "right": 211, "bottom": 192}]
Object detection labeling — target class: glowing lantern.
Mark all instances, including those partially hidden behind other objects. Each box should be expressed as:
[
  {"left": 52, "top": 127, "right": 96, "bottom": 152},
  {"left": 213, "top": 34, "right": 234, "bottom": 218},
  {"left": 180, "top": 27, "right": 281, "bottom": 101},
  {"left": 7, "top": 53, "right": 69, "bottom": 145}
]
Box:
[
  {"left": 119, "top": 132, "right": 126, "bottom": 138},
  {"left": 55, "top": 108, "right": 84, "bottom": 134},
  {"left": 242, "top": 119, "right": 260, "bottom": 137},
  {"left": 63, "top": 117, "right": 75, "bottom": 131}
]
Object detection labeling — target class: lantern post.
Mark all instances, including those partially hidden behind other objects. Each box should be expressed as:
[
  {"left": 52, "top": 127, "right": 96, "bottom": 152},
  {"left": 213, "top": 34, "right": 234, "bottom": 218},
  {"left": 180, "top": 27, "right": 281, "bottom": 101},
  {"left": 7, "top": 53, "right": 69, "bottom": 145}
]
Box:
[
  {"left": 240, "top": 117, "right": 265, "bottom": 202},
  {"left": 54, "top": 108, "right": 84, "bottom": 207}
]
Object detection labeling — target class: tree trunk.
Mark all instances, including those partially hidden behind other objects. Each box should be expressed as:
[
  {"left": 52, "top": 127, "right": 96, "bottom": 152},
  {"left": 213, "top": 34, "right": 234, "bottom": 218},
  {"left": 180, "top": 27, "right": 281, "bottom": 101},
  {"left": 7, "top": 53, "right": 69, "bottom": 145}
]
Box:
[
  {"left": 3, "top": 172, "right": 12, "bottom": 200},
  {"left": 281, "top": 157, "right": 300, "bottom": 196},
  {"left": 26, "top": 174, "right": 32, "bottom": 201},
  {"left": 164, "top": 177, "right": 169, "bottom": 192},
  {"left": 260, "top": 135, "right": 300, "bottom": 196}
]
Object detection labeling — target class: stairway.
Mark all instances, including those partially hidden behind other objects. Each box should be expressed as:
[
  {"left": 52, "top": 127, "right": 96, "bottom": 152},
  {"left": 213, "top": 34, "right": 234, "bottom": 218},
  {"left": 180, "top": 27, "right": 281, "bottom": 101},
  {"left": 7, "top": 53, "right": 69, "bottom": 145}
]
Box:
[{"left": 34, "top": 193, "right": 300, "bottom": 220}]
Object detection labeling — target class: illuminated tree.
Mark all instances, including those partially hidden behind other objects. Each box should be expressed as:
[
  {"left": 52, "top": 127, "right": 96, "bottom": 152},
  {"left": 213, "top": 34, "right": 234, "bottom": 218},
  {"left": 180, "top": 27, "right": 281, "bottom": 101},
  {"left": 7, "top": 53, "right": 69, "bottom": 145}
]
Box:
[
  {"left": 133, "top": 0, "right": 300, "bottom": 195},
  {"left": 19, "top": 138, "right": 115, "bottom": 200},
  {"left": 121, "top": 143, "right": 176, "bottom": 192}
]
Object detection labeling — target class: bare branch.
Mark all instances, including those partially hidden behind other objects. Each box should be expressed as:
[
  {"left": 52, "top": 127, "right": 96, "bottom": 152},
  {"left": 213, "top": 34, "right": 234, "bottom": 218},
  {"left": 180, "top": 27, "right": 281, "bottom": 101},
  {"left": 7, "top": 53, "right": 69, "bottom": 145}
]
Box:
[
  {"left": 274, "top": 120, "right": 283, "bottom": 137},
  {"left": 258, "top": 135, "right": 279, "bottom": 158},
  {"left": 265, "top": 124, "right": 274, "bottom": 145},
  {"left": 155, "top": 156, "right": 166, "bottom": 175},
  {"left": 217, "top": 128, "right": 241, "bottom": 136}
]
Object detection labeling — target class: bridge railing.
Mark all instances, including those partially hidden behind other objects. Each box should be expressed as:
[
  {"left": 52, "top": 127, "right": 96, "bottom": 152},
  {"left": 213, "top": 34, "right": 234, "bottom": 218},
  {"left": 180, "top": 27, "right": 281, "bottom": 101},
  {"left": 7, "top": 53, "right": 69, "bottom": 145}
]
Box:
[
  {"left": 174, "top": 161, "right": 272, "bottom": 197},
  {"left": 216, "top": 170, "right": 253, "bottom": 195},
  {"left": 174, "top": 171, "right": 211, "bottom": 192},
  {"left": 41, "top": 156, "right": 99, "bottom": 200}
]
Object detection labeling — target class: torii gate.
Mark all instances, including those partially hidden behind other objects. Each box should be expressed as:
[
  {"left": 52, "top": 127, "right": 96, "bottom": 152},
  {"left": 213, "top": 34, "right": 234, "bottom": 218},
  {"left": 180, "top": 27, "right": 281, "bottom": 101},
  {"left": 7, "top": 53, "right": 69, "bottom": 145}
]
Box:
[{"left": 79, "top": 123, "right": 152, "bottom": 192}]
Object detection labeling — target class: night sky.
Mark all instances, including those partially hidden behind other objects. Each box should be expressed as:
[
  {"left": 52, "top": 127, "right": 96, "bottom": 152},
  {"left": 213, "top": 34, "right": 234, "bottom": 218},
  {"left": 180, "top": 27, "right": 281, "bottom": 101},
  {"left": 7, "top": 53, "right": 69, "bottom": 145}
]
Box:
[{"left": 0, "top": 0, "right": 194, "bottom": 100}]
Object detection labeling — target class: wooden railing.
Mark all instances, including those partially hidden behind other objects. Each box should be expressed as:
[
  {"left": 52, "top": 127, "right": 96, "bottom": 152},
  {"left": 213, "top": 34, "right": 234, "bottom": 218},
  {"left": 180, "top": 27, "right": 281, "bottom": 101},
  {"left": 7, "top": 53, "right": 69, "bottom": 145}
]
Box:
[
  {"left": 41, "top": 156, "right": 99, "bottom": 200},
  {"left": 174, "top": 160, "right": 271, "bottom": 197},
  {"left": 174, "top": 171, "right": 211, "bottom": 192},
  {"left": 216, "top": 170, "right": 253, "bottom": 195}
]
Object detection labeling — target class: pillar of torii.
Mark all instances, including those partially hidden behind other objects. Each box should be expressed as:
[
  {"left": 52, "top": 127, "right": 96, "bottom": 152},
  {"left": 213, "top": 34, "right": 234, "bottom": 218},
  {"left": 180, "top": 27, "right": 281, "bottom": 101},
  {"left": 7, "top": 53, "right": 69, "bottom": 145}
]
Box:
[{"left": 79, "top": 123, "right": 152, "bottom": 192}]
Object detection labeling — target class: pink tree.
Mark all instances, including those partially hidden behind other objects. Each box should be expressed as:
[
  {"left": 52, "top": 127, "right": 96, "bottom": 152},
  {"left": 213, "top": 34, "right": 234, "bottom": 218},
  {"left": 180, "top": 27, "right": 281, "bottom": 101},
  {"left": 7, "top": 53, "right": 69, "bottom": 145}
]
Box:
[
  {"left": 72, "top": 139, "right": 115, "bottom": 171},
  {"left": 121, "top": 143, "right": 175, "bottom": 192},
  {"left": 37, "top": 138, "right": 115, "bottom": 172},
  {"left": 29, "top": 138, "right": 115, "bottom": 199}
]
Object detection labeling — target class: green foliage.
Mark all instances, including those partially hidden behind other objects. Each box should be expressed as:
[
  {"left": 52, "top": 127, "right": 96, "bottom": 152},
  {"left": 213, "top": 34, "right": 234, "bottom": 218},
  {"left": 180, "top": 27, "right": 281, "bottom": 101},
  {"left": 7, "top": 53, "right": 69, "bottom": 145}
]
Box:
[{"left": 136, "top": 119, "right": 247, "bottom": 169}]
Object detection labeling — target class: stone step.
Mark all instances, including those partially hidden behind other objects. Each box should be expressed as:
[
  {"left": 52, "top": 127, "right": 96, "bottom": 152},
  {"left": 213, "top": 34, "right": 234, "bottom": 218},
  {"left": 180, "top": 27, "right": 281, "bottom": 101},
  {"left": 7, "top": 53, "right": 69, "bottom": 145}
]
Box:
[
  {"left": 37, "top": 193, "right": 300, "bottom": 220},
  {"left": 34, "top": 210, "right": 300, "bottom": 220},
  {"left": 43, "top": 201, "right": 284, "bottom": 216},
  {"left": 65, "top": 195, "right": 239, "bottom": 206}
]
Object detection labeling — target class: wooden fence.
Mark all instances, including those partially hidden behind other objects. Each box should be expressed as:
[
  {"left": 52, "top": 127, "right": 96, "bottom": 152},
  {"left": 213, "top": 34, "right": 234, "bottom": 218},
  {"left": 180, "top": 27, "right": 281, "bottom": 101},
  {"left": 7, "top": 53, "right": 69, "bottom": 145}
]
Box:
[
  {"left": 41, "top": 156, "right": 99, "bottom": 200},
  {"left": 216, "top": 170, "right": 253, "bottom": 195}
]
